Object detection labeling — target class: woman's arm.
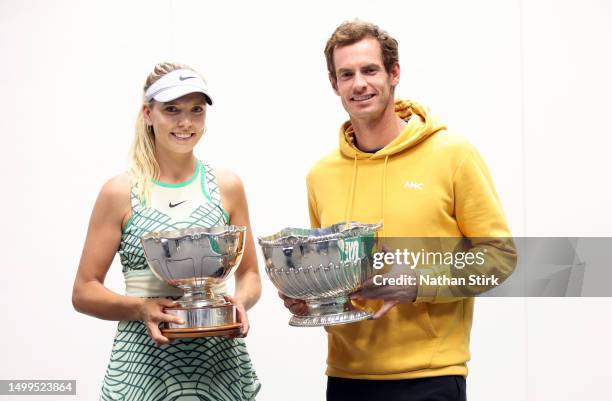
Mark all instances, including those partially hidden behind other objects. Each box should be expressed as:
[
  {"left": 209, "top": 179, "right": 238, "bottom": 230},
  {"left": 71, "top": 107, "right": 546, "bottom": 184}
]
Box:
[
  {"left": 72, "top": 174, "right": 182, "bottom": 345},
  {"left": 218, "top": 169, "right": 262, "bottom": 312}
]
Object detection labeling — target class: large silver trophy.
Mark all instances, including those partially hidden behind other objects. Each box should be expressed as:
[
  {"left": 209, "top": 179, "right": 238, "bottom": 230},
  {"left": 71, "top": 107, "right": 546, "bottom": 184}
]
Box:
[
  {"left": 258, "top": 222, "right": 381, "bottom": 327},
  {"left": 140, "top": 225, "right": 246, "bottom": 338}
]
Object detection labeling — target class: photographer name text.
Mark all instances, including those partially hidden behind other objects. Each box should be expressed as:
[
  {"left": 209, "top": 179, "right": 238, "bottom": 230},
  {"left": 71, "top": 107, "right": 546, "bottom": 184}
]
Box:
[{"left": 373, "top": 274, "right": 500, "bottom": 286}]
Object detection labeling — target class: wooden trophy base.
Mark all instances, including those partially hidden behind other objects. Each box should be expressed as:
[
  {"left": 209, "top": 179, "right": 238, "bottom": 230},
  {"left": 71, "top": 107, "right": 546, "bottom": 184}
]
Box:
[{"left": 163, "top": 322, "right": 243, "bottom": 339}]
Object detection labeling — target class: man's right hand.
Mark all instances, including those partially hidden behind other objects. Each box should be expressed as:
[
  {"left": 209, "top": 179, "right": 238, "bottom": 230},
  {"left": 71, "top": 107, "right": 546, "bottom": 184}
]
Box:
[{"left": 278, "top": 292, "right": 309, "bottom": 316}]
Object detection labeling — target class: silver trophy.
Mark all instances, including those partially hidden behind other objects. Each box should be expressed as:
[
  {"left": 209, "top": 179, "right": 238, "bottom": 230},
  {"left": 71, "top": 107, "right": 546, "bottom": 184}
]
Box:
[
  {"left": 140, "top": 225, "right": 246, "bottom": 338},
  {"left": 258, "top": 222, "right": 381, "bottom": 327}
]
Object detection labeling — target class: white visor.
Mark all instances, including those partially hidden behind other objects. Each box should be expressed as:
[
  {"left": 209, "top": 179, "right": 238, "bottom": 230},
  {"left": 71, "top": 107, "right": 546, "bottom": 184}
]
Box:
[{"left": 144, "top": 69, "right": 213, "bottom": 105}]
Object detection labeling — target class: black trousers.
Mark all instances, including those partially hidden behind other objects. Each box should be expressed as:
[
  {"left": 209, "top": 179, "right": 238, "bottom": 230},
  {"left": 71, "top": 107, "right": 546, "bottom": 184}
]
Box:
[{"left": 327, "top": 375, "right": 466, "bottom": 401}]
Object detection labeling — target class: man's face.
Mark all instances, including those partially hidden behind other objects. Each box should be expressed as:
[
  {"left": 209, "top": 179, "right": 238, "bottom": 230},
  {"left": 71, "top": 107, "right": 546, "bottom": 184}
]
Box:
[{"left": 330, "top": 37, "right": 400, "bottom": 121}]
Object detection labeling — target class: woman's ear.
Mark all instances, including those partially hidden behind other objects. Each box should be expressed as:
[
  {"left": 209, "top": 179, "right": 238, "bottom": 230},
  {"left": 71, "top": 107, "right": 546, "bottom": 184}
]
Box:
[{"left": 142, "top": 103, "right": 153, "bottom": 125}]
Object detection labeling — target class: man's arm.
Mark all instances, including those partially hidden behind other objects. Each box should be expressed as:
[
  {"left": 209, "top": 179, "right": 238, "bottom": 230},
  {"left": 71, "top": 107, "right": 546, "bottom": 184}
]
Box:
[
  {"left": 415, "top": 147, "right": 517, "bottom": 303},
  {"left": 354, "top": 146, "right": 517, "bottom": 313}
]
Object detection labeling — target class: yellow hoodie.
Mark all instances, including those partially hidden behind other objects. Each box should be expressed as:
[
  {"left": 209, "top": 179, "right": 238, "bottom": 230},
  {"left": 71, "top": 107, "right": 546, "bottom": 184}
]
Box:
[{"left": 306, "top": 99, "right": 515, "bottom": 379}]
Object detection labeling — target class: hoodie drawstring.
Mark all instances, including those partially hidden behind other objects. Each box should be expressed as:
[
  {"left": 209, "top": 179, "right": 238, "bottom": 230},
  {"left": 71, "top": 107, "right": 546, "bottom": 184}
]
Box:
[
  {"left": 345, "top": 155, "right": 358, "bottom": 227},
  {"left": 338, "top": 100, "right": 444, "bottom": 236},
  {"left": 381, "top": 155, "right": 389, "bottom": 236},
  {"left": 345, "top": 154, "right": 389, "bottom": 235}
]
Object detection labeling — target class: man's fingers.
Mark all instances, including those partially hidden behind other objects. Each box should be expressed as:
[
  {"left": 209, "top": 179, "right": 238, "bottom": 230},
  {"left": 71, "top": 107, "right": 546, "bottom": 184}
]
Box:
[
  {"left": 284, "top": 298, "right": 301, "bottom": 308},
  {"left": 289, "top": 303, "right": 308, "bottom": 316},
  {"left": 350, "top": 279, "right": 376, "bottom": 299},
  {"left": 283, "top": 297, "right": 308, "bottom": 315},
  {"left": 277, "top": 292, "right": 309, "bottom": 315},
  {"left": 371, "top": 300, "right": 399, "bottom": 320}
]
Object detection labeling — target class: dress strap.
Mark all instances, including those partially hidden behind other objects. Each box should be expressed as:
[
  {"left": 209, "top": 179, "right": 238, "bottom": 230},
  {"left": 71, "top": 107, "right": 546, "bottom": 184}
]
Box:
[{"left": 200, "top": 161, "right": 230, "bottom": 224}]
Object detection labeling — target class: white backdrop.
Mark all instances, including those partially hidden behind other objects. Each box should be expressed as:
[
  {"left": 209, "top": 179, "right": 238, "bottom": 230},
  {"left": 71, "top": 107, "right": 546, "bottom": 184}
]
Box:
[{"left": 1, "top": 0, "right": 611, "bottom": 400}]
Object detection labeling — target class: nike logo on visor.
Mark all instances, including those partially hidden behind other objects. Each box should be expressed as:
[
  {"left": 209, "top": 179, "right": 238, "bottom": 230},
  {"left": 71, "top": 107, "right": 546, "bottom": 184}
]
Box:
[{"left": 179, "top": 76, "right": 196, "bottom": 81}]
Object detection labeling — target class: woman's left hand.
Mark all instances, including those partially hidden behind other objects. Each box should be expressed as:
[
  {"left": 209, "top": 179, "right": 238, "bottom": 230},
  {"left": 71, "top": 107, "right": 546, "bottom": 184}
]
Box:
[{"left": 224, "top": 294, "right": 249, "bottom": 338}]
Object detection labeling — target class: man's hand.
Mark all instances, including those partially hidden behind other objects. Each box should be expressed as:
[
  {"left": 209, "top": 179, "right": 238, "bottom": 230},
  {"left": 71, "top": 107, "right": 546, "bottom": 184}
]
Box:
[
  {"left": 278, "top": 292, "right": 309, "bottom": 316},
  {"left": 350, "top": 251, "right": 418, "bottom": 319}
]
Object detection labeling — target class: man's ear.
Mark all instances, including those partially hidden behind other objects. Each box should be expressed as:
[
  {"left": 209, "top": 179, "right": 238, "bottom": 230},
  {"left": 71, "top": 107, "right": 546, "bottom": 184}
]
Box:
[
  {"left": 390, "top": 63, "right": 400, "bottom": 88},
  {"left": 329, "top": 74, "right": 340, "bottom": 96}
]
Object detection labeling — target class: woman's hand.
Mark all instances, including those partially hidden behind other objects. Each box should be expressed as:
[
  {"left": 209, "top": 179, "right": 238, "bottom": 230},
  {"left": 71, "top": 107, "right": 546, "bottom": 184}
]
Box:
[
  {"left": 224, "top": 295, "right": 249, "bottom": 338},
  {"left": 138, "top": 298, "right": 184, "bottom": 346}
]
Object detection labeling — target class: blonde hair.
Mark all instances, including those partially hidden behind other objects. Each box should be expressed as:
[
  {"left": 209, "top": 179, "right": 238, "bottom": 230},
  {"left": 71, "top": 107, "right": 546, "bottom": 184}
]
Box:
[{"left": 129, "top": 62, "right": 193, "bottom": 205}]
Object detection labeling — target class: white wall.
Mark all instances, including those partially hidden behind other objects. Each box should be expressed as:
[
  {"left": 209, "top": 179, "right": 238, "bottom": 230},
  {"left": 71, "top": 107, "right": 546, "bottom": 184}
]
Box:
[
  {"left": 0, "top": 0, "right": 610, "bottom": 400},
  {"left": 522, "top": 1, "right": 612, "bottom": 400}
]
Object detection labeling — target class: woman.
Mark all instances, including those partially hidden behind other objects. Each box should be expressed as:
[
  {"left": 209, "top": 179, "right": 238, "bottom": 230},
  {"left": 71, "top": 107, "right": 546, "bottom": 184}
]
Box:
[{"left": 72, "top": 62, "right": 261, "bottom": 401}]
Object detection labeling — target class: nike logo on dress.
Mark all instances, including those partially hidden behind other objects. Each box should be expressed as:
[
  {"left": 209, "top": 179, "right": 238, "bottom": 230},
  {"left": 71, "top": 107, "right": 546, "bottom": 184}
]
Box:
[
  {"left": 179, "top": 76, "right": 196, "bottom": 81},
  {"left": 169, "top": 200, "right": 187, "bottom": 208}
]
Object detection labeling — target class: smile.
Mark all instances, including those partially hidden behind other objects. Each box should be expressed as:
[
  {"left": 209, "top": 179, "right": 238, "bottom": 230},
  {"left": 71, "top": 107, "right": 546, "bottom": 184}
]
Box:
[
  {"left": 171, "top": 132, "right": 195, "bottom": 141},
  {"left": 351, "top": 94, "right": 375, "bottom": 102}
]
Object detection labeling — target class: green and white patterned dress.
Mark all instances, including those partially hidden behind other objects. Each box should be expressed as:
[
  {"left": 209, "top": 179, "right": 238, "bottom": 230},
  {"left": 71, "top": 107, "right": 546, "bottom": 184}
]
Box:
[{"left": 101, "top": 160, "right": 260, "bottom": 401}]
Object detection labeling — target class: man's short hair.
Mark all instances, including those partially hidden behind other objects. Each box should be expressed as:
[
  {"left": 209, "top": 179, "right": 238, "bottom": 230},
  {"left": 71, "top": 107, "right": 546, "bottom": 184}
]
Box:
[{"left": 324, "top": 20, "right": 399, "bottom": 80}]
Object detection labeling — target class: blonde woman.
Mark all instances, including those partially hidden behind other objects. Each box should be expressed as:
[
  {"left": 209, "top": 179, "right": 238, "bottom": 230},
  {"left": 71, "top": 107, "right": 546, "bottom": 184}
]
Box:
[{"left": 72, "top": 63, "right": 261, "bottom": 401}]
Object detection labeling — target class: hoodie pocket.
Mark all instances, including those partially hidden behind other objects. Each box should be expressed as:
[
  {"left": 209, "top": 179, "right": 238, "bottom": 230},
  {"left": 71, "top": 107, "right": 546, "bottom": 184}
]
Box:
[{"left": 415, "top": 303, "right": 438, "bottom": 338}]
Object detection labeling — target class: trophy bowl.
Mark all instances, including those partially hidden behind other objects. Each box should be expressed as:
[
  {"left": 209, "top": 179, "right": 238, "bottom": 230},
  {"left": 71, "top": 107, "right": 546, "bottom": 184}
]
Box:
[
  {"left": 140, "top": 225, "right": 246, "bottom": 338},
  {"left": 258, "top": 222, "right": 381, "bottom": 327}
]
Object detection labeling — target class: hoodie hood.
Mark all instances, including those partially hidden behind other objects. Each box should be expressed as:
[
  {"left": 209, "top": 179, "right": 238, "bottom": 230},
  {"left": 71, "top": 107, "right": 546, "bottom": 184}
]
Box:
[
  {"left": 339, "top": 99, "right": 446, "bottom": 159},
  {"left": 336, "top": 99, "right": 447, "bottom": 234}
]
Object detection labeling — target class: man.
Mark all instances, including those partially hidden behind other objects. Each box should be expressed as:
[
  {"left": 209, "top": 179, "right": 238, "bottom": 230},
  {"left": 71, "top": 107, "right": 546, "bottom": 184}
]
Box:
[{"left": 282, "top": 20, "right": 515, "bottom": 401}]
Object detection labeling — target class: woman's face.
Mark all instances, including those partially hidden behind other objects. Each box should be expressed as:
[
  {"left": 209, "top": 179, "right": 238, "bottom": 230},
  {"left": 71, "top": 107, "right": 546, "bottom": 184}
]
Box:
[{"left": 143, "top": 92, "right": 207, "bottom": 155}]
